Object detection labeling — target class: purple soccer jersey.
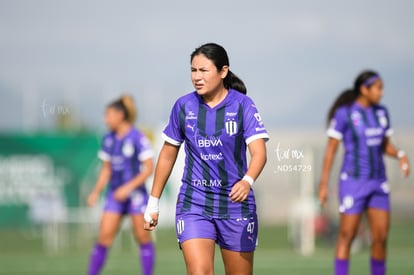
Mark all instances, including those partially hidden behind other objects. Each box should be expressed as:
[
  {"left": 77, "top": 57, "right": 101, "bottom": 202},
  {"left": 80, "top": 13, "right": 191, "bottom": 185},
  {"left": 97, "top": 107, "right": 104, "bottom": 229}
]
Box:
[
  {"left": 98, "top": 128, "right": 154, "bottom": 192},
  {"left": 327, "top": 102, "right": 393, "bottom": 181},
  {"left": 163, "top": 89, "right": 269, "bottom": 219}
]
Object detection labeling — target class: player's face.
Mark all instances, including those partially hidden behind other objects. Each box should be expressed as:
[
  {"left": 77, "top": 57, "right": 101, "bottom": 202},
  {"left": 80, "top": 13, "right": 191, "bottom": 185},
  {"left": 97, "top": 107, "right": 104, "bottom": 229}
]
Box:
[
  {"left": 105, "top": 107, "right": 124, "bottom": 130},
  {"left": 191, "top": 54, "right": 228, "bottom": 96},
  {"left": 363, "top": 79, "right": 384, "bottom": 105}
]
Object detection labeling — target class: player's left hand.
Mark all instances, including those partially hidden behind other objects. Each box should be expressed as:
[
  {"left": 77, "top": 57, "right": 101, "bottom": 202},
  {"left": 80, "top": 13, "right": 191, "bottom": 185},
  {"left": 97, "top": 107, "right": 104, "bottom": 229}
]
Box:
[
  {"left": 114, "top": 185, "right": 132, "bottom": 202},
  {"left": 229, "top": 180, "right": 251, "bottom": 202},
  {"left": 400, "top": 156, "right": 410, "bottom": 177}
]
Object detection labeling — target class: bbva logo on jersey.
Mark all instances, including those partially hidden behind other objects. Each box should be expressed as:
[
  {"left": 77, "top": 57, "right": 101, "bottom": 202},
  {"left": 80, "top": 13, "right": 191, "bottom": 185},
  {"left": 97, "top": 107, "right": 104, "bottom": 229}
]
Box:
[{"left": 225, "top": 119, "right": 238, "bottom": 136}]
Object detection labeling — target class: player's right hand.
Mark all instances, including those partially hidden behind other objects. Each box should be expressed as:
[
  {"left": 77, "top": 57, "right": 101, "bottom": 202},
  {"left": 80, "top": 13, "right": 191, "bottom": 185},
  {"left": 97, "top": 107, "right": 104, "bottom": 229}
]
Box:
[
  {"left": 144, "top": 212, "right": 159, "bottom": 231},
  {"left": 143, "top": 195, "right": 160, "bottom": 231},
  {"left": 318, "top": 182, "right": 328, "bottom": 208},
  {"left": 87, "top": 191, "right": 99, "bottom": 207}
]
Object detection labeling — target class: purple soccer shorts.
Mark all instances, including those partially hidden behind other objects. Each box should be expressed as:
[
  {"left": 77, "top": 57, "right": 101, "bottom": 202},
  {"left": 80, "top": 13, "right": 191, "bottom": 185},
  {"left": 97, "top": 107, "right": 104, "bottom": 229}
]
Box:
[
  {"left": 175, "top": 212, "right": 258, "bottom": 252},
  {"left": 338, "top": 174, "right": 390, "bottom": 214},
  {"left": 104, "top": 189, "right": 148, "bottom": 215}
]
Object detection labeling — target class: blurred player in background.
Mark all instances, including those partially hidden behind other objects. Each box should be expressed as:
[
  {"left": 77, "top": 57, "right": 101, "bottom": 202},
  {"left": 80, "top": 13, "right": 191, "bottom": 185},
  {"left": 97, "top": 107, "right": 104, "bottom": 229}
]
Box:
[
  {"left": 87, "top": 95, "right": 155, "bottom": 275},
  {"left": 318, "top": 70, "right": 410, "bottom": 275},
  {"left": 144, "top": 43, "right": 269, "bottom": 275}
]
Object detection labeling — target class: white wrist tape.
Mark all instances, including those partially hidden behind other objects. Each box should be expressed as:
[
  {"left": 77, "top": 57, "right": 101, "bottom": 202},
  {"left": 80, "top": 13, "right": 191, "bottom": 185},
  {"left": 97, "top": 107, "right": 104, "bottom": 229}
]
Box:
[
  {"left": 242, "top": 175, "right": 255, "bottom": 186},
  {"left": 397, "top": 150, "right": 406, "bottom": 159},
  {"left": 144, "top": 195, "right": 159, "bottom": 223}
]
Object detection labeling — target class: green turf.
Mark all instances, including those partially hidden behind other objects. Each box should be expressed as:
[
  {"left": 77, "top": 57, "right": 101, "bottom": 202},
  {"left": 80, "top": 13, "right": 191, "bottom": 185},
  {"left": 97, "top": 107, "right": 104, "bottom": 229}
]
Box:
[{"left": 0, "top": 223, "right": 413, "bottom": 274}]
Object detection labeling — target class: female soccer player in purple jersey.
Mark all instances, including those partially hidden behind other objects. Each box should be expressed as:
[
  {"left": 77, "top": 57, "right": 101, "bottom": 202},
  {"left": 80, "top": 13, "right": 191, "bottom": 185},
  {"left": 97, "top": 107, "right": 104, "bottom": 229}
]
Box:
[
  {"left": 144, "top": 43, "right": 269, "bottom": 275},
  {"left": 318, "top": 71, "right": 410, "bottom": 275},
  {"left": 87, "top": 95, "right": 155, "bottom": 275}
]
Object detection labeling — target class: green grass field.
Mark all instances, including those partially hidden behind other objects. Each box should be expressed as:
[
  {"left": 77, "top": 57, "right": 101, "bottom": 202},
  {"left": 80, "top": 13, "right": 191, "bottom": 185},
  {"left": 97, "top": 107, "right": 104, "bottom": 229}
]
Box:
[{"left": 0, "top": 222, "right": 413, "bottom": 274}]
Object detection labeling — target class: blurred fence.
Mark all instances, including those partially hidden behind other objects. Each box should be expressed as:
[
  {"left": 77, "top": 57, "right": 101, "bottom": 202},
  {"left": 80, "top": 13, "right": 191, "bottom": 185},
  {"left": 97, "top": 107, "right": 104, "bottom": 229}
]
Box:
[{"left": 0, "top": 133, "right": 100, "bottom": 228}]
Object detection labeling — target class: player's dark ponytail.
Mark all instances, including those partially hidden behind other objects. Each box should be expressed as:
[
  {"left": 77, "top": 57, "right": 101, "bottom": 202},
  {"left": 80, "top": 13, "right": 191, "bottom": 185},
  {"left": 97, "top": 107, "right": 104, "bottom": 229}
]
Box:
[
  {"left": 326, "top": 89, "right": 358, "bottom": 125},
  {"left": 327, "top": 70, "right": 380, "bottom": 125},
  {"left": 191, "top": 43, "right": 247, "bottom": 94},
  {"left": 108, "top": 94, "right": 137, "bottom": 124},
  {"left": 223, "top": 70, "right": 246, "bottom": 95}
]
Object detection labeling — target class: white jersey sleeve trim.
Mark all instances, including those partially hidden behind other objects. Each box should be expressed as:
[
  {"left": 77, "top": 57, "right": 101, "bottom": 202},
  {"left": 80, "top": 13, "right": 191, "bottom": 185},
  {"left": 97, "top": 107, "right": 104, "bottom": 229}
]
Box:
[
  {"left": 138, "top": 149, "right": 155, "bottom": 161},
  {"left": 385, "top": 128, "right": 394, "bottom": 137},
  {"left": 161, "top": 133, "right": 182, "bottom": 146},
  {"left": 98, "top": 150, "right": 111, "bottom": 161},
  {"left": 246, "top": 133, "right": 270, "bottom": 145},
  {"left": 327, "top": 128, "right": 343, "bottom": 140}
]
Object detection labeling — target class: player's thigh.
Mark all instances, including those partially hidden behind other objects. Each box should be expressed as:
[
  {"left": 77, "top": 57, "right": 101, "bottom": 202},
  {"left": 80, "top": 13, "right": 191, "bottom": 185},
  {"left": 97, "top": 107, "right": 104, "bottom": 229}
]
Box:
[
  {"left": 367, "top": 208, "right": 389, "bottom": 240},
  {"left": 181, "top": 238, "right": 216, "bottom": 275},
  {"left": 221, "top": 249, "right": 254, "bottom": 275},
  {"left": 176, "top": 213, "right": 217, "bottom": 246},
  {"left": 98, "top": 212, "right": 123, "bottom": 245},
  {"left": 337, "top": 213, "right": 363, "bottom": 241},
  {"left": 130, "top": 214, "right": 152, "bottom": 244},
  {"left": 176, "top": 213, "right": 217, "bottom": 274}
]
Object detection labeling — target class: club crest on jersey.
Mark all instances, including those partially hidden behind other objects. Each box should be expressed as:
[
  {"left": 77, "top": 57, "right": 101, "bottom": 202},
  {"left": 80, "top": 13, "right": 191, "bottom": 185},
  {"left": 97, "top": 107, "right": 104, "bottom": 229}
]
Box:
[
  {"left": 225, "top": 119, "right": 238, "bottom": 136},
  {"left": 351, "top": 111, "right": 362, "bottom": 126},
  {"left": 122, "top": 141, "right": 135, "bottom": 157},
  {"left": 376, "top": 110, "right": 388, "bottom": 128}
]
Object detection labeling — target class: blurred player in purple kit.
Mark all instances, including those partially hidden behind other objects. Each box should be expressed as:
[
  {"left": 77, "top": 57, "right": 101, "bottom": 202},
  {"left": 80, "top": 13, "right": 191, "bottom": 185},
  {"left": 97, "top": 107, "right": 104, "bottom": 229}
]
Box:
[
  {"left": 87, "top": 95, "right": 155, "bottom": 275},
  {"left": 318, "top": 71, "right": 410, "bottom": 275},
  {"left": 144, "top": 43, "right": 269, "bottom": 275}
]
